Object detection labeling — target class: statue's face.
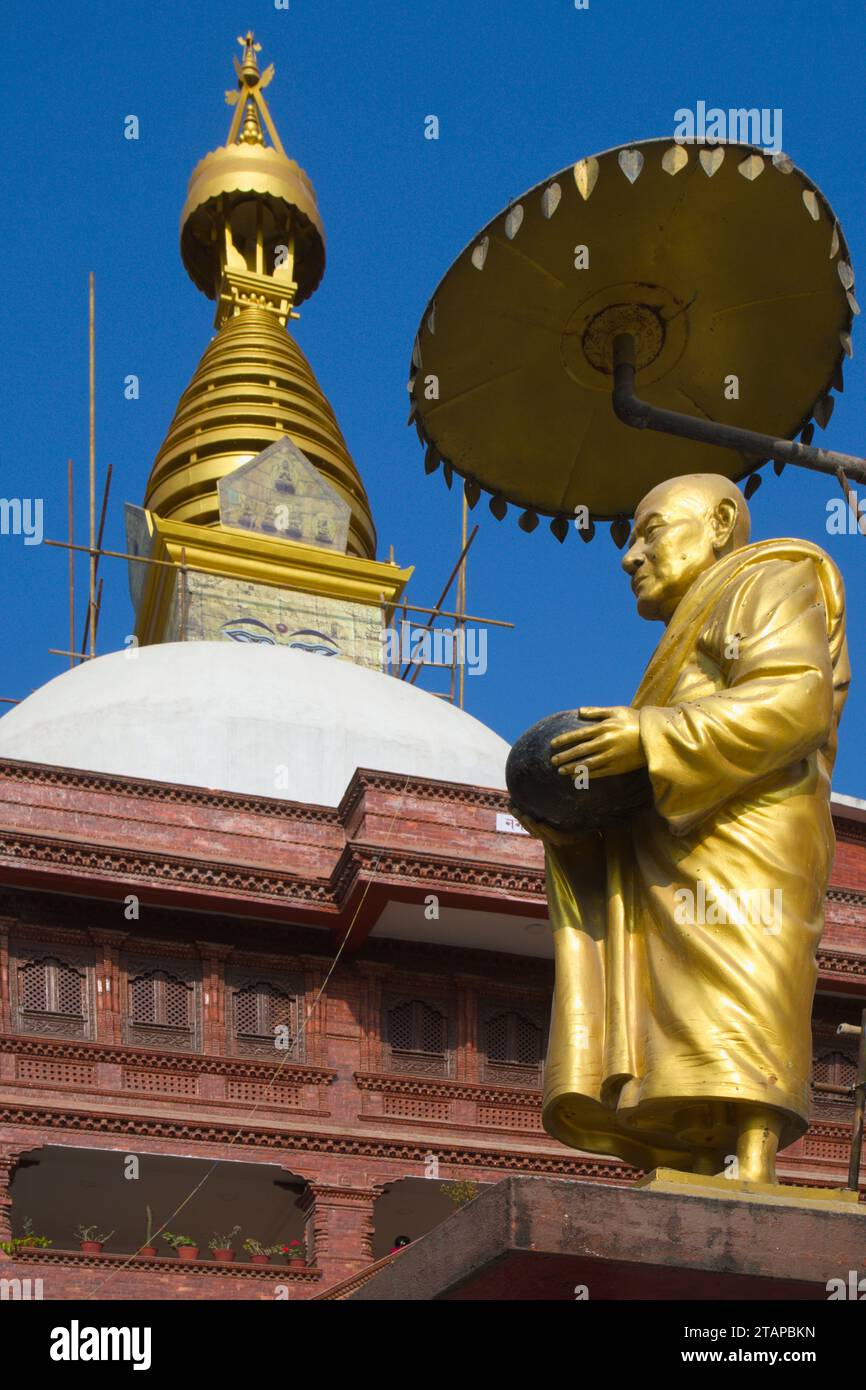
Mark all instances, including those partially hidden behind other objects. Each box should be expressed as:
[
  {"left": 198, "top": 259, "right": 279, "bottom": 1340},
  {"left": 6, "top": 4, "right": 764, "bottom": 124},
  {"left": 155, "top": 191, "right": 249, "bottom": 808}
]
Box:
[{"left": 621, "top": 483, "right": 720, "bottom": 622}]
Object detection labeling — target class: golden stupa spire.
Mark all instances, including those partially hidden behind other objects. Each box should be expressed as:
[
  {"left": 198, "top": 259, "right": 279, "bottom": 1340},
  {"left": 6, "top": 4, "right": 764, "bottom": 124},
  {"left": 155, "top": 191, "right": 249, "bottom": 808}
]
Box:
[
  {"left": 178, "top": 30, "right": 325, "bottom": 322},
  {"left": 141, "top": 33, "right": 378, "bottom": 560}
]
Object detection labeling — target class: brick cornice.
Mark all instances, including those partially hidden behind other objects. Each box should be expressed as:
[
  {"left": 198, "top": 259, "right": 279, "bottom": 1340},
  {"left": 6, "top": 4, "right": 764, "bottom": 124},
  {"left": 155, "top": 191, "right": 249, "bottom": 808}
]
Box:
[
  {"left": 0, "top": 757, "right": 341, "bottom": 823},
  {"left": 0, "top": 758, "right": 511, "bottom": 823},
  {"left": 334, "top": 842, "right": 544, "bottom": 898},
  {"left": 817, "top": 948, "right": 866, "bottom": 979},
  {"left": 338, "top": 768, "right": 509, "bottom": 820},
  {"left": 0, "top": 829, "right": 330, "bottom": 904},
  {"left": 827, "top": 887, "right": 866, "bottom": 909},
  {"left": 304, "top": 1184, "right": 377, "bottom": 1204},
  {"left": 355, "top": 1071, "right": 542, "bottom": 1106},
  {"left": 805, "top": 1119, "right": 856, "bottom": 1139},
  {"left": 0, "top": 1100, "right": 632, "bottom": 1177},
  {"left": 0, "top": 1034, "right": 336, "bottom": 1085},
  {"left": 833, "top": 814, "right": 866, "bottom": 846},
  {"left": 0, "top": 831, "right": 545, "bottom": 913}
]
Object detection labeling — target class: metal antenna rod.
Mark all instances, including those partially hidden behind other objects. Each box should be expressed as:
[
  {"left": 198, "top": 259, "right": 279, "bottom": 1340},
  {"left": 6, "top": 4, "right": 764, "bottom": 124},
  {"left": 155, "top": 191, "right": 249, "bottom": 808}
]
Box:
[{"left": 611, "top": 332, "right": 866, "bottom": 490}]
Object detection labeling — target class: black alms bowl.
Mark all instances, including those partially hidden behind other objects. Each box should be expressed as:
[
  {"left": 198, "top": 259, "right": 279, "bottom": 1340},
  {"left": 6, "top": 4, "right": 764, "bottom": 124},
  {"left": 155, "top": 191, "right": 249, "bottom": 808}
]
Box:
[{"left": 506, "top": 709, "right": 653, "bottom": 835}]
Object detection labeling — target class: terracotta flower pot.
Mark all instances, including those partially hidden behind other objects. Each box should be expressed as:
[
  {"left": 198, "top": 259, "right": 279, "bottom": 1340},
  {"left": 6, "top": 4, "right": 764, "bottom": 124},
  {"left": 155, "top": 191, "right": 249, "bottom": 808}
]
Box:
[
  {"left": 139, "top": 1246, "right": 158, "bottom": 1258},
  {"left": 289, "top": 1257, "right": 306, "bottom": 1269},
  {"left": 176, "top": 1245, "right": 199, "bottom": 1262},
  {"left": 212, "top": 1249, "right": 235, "bottom": 1263},
  {"left": 79, "top": 1241, "right": 103, "bottom": 1254},
  {"left": 249, "top": 1253, "right": 271, "bottom": 1265}
]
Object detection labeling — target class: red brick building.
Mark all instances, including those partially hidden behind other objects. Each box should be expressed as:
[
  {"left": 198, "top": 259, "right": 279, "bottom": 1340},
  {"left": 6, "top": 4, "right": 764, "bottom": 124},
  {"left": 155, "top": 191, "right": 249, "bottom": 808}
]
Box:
[{"left": 0, "top": 742, "right": 862, "bottom": 1299}]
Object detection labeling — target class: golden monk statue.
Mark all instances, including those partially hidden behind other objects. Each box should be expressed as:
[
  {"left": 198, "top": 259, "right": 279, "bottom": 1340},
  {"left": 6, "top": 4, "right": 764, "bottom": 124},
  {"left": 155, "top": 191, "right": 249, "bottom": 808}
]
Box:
[{"left": 520, "top": 473, "right": 849, "bottom": 1184}]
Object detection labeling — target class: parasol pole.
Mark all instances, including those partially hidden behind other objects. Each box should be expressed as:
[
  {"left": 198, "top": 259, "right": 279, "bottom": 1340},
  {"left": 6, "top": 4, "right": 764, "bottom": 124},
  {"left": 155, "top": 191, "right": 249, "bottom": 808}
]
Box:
[{"left": 612, "top": 332, "right": 866, "bottom": 493}]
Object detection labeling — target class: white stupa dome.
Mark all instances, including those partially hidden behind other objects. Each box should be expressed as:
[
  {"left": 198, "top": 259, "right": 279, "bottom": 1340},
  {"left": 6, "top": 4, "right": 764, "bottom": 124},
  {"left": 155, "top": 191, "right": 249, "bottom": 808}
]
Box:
[{"left": 0, "top": 643, "right": 510, "bottom": 805}]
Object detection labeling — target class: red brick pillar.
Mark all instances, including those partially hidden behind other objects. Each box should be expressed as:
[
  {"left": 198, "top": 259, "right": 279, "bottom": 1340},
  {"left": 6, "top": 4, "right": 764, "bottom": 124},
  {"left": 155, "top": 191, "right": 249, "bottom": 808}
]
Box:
[
  {"left": 455, "top": 976, "right": 480, "bottom": 1082},
  {"left": 299, "top": 956, "right": 328, "bottom": 1067},
  {"left": 355, "top": 961, "right": 386, "bottom": 1073},
  {"left": 0, "top": 919, "right": 14, "bottom": 1035},
  {"left": 196, "top": 942, "right": 233, "bottom": 1055},
  {"left": 0, "top": 1144, "right": 27, "bottom": 1242},
  {"left": 88, "top": 930, "right": 127, "bottom": 1044},
  {"left": 296, "top": 1183, "right": 377, "bottom": 1284}
]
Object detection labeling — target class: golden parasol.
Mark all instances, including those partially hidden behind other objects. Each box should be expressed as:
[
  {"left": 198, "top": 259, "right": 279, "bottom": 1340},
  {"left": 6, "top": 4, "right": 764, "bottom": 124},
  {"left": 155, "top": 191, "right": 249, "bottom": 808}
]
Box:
[{"left": 409, "top": 137, "right": 864, "bottom": 543}]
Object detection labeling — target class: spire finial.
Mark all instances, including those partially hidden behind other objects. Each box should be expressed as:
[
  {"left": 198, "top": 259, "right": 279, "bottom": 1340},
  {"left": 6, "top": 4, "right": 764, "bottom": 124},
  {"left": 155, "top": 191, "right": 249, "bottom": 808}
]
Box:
[
  {"left": 238, "top": 30, "right": 261, "bottom": 81},
  {"left": 224, "top": 32, "right": 284, "bottom": 155},
  {"left": 181, "top": 34, "right": 326, "bottom": 314}
]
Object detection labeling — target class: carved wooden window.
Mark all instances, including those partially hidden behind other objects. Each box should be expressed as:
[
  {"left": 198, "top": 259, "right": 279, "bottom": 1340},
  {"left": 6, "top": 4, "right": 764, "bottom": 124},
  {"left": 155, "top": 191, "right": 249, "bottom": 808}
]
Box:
[
  {"left": 384, "top": 998, "right": 450, "bottom": 1076},
  {"left": 228, "top": 970, "right": 304, "bottom": 1060},
  {"left": 131, "top": 971, "right": 191, "bottom": 1030},
  {"left": 20, "top": 958, "right": 82, "bottom": 1015},
  {"left": 812, "top": 1047, "right": 857, "bottom": 1105},
  {"left": 12, "top": 947, "right": 93, "bottom": 1041},
  {"left": 482, "top": 1006, "right": 545, "bottom": 1087},
  {"left": 123, "top": 957, "right": 200, "bottom": 1053}
]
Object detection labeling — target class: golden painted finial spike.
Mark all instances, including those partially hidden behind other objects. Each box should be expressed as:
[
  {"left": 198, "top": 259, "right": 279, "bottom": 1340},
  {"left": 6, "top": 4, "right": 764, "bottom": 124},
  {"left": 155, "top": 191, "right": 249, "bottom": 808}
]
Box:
[
  {"left": 238, "top": 30, "right": 262, "bottom": 82},
  {"left": 182, "top": 32, "right": 324, "bottom": 311},
  {"left": 224, "top": 33, "right": 285, "bottom": 156},
  {"left": 239, "top": 96, "right": 264, "bottom": 146}
]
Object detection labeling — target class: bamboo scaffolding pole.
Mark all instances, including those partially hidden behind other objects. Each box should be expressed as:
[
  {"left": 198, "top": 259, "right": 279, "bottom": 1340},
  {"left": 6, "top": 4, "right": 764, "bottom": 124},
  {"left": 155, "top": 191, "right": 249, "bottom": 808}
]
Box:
[
  {"left": 92, "top": 576, "right": 105, "bottom": 645},
  {"left": 88, "top": 273, "right": 96, "bottom": 658},
  {"left": 80, "top": 463, "right": 113, "bottom": 659},
  {"left": 403, "top": 525, "right": 479, "bottom": 684},
  {"left": 458, "top": 494, "right": 468, "bottom": 710},
  {"left": 67, "top": 459, "right": 75, "bottom": 669}
]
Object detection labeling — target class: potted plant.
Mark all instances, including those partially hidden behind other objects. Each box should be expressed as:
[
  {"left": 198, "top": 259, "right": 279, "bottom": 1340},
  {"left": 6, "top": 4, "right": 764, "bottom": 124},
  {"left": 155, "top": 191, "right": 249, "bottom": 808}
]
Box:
[
  {"left": 209, "top": 1225, "right": 241, "bottom": 1263},
  {"left": 278, "top": 1239, "right": 306, "bottom": 1269},
  {"left": 0, "top": 1217, "right": 52, "bottom": 1256},
  {"left": 75, "top": 1224, "right": 114, "bottom": 1255},
  {"left": 139, "top": 1206, "right": 158, "bottom": 1258},
  {"left": 163, "top": 1232, "right": 199, "bottom": 1262},
  {"left": 243, "top": 1238, "right": 279, "bottom": 1266}
]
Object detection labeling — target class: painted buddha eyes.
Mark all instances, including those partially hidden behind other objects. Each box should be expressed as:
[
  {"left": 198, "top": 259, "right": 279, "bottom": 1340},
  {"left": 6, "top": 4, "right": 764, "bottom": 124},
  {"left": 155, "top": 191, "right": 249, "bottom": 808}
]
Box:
[
  {"left": 220, "top": 618, "right": 277, "bottom": 645},
  {"left": 218, "top": 618, "right": 341, "bottom": 658}
]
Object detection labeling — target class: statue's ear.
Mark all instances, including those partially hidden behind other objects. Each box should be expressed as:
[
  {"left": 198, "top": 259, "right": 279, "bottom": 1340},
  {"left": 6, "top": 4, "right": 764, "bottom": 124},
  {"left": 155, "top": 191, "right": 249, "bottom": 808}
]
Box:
[{"left": 713, "top": 497, "right": 739, "bottom": 550}]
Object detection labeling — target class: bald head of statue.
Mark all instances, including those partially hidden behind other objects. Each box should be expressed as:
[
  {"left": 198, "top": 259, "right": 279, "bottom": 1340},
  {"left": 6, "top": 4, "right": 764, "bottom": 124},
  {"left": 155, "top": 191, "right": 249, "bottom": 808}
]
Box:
[{"left": 621, "top": 473, "right": 751, "bottom": 623}]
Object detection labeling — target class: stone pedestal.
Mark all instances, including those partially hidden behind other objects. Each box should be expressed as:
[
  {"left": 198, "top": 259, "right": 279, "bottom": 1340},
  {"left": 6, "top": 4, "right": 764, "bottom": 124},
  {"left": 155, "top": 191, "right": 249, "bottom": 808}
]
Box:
[
  {"left": 347, "top": 1174, "right": 866, "bottom": 1301},
  {"left": 637, "top": 1166, "right": 862, "bottom": 1210}
]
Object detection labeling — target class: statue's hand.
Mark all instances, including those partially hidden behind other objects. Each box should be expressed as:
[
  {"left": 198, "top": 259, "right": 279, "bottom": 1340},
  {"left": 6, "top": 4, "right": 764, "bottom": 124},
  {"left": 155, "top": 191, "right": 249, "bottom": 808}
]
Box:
[
  {"left": 508, "top": 805, "right": 574, "bottom": 848},
  {"left": 550, "top": 706, "right": 646, "bottom": 780}
]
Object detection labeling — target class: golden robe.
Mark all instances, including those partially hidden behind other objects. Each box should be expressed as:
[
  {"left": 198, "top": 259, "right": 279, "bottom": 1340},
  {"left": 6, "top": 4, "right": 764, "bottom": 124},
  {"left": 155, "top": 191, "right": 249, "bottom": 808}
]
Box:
[{"left": 542, "top": 539, "right": 849, "bottom": 1169}]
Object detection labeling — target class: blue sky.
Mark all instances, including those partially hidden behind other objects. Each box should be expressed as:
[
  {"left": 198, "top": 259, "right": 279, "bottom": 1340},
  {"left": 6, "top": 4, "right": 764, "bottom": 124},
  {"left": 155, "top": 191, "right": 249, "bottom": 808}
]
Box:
[{"left": 2, "top": 0, "right": 865, "bottom": 793}]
